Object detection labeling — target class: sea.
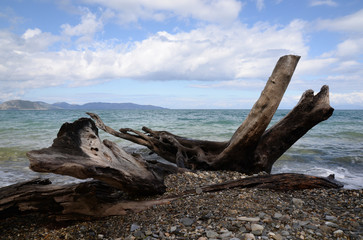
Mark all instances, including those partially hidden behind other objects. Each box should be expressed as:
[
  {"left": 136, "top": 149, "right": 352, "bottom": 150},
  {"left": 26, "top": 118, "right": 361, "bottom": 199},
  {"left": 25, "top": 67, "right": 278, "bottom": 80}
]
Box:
[{"left": 0, "top": 109, "right": 362, "bottom": 189}]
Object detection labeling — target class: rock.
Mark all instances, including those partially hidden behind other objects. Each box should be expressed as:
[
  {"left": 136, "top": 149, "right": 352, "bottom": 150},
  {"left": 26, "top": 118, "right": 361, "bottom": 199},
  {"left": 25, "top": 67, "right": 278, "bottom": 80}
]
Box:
[
  {"left": 130, "top": 223, "right": 140, "bottom": 232},
  {"left": 292, "top": 198, "right": 304, "bottom": 208},
  {"left": 298, "top": 220, "right": 309, "bottom": 226},
  {"left": 229, "top": 209, "right": 238, "bottom": 215},
  {"left": 180, "top": 217, "right": 194, "bottom": 226},
  {"left": 144, "top": 230, "right": 152, "bottom": 236},
  {"left": 268, "top": 232, "right": 283, "bottom": 240},
  {"left": 273, "top": 212, "right": 282, "bottom": 219},
  {"left": 251, "top": 224, "right": 264, "bottom": 235},
  {"left": 170, "top": 226, "right": 177, "bottom": 232},
  {"left": 133, "top": 230, "right": 144, "bottom": 238},
  {"left": 262, "top": 215, "right": 272, "bottom": 223},
  {"left": 325, "top": 215, "right": 337, "bottom": 221},
  {"left": 258, "top": 212, "right": 266, "bottom": 218},
  {"left": 220, "top": 231, "right": 232, "bottom": 238},
  {"left": 280, "top": 214, "right": 291, "bottom": 222},
  {"left": 325, "top": 221, "right": 339, "bottom": 228},
  {"left": 196, "top": 187, "right": 203, "bottom": 194},
  {"left": 125, "top": 235, "right": 135, "bottom": 240},
  {"left": 206, "top": 230, "right": 219, "bottom": 238},
  {"left": 319, "top": 225, "right": 331, "bottom": 233},
  {"left": 240, "top": 233, "right": 256, "bottom": 240},
  {"left": 333, "top": 229, "right": 344, "bottom": 237},
  {"left": 97, "top": 234, "right": 104, "bottom": 239},
  {"left": 200, "top": 212, "right": 213, "bottom": 220},
  {"left": 305, "top": 224, "right": 318, "bottom": 230},
  {"left": 239, "top": 226, "right": 247, "bottom": 233},
  {"left": 237, "top": 216, "right": 260, "bottom": 222}
]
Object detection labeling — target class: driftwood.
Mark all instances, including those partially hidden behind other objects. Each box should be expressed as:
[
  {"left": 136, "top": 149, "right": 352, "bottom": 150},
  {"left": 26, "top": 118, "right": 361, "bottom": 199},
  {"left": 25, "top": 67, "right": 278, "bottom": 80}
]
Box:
[
  {"left": 87, "top": 55, "right": 334, "bottom": 173},
  {"left": 0, "top": 178, "right": 175, "bottom": 221},
  {"left": 0, "top": 55, "right": 342, "bottom": 221},
  {"left": 0, "top": 173, "right": 342, "bottom": 221},
  {"left": 27, "top": 118, "right": 183, "bottom": 195}
]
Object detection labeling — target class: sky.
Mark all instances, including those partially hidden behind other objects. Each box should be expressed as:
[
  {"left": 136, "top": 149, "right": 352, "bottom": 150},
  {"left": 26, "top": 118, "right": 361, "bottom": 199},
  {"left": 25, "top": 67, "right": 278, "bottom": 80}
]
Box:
[{"left": 0, "top": 0, "right": 362, "bottom": 109}]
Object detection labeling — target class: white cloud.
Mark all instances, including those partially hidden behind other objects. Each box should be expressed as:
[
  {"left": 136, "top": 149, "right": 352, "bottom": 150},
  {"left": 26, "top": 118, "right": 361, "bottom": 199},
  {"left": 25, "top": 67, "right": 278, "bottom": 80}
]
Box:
[
  {"left": 310, "top": 9, "right": 363, "bottom": 81},
  {"left": 331, "top": 91, "right": 363, "bottom": 105},
  {"left": 191, "top": 79, "right": 265, "bottom": 89},
  {"left": 295, "top": 58, "right": 338, "bottom": 75},
  {"left": 309, "top": 0, "right": 338, "bottom": 7},
  {"left": 0, "top": 18, "right": 309, "bottom": 96},
  {"left": 254, "top": 0, "right": 265, "bottom": 11},
  {"left": 335, "top": 38, "right": 363, "bottom": 58},
  {"left": 315, "top": 9, "right": 363, "bottom": 33},
  {"left": 80, "top": 0, "right": 243, "bottom": 24},
  {"left": 61, "top": 9, "right": 104, "bottom": 43},
  {"left": 22, "top": 28, "right": 42, "bottom": 39}
]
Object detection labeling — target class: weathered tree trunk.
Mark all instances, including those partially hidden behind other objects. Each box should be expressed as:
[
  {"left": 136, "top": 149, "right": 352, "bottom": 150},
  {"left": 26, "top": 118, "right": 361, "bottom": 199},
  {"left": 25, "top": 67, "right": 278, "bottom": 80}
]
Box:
[
  {"left": 0, "top": 173, "right": 342, "bottom": 221},
  {"left": 27, "top": 118, "right": 183, "bottom": 196},
  {"left": 0, "top": 178, "right": 175, "bottom": 221},
  {"left": 253, "top": 85, "right": 334, "bottom": 172},
  {"left": 87, "top": 55, "right": 334, "bottom": 174}
]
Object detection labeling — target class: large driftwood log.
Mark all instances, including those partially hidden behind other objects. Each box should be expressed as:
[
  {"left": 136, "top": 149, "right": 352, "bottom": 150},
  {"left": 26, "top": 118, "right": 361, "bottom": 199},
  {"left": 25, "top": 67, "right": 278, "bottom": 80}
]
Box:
[
  {"left": 87, "top": 55, "right": 334, "bottom": 174},
  {"left": 0, "top": 173, "right": 342, "bottom": 221},
  {"left": 27, "top": 118, "right": 183, "bottom": 195},
  {"left": 0, "top": 178, "right": 175, "bottom": 221}
]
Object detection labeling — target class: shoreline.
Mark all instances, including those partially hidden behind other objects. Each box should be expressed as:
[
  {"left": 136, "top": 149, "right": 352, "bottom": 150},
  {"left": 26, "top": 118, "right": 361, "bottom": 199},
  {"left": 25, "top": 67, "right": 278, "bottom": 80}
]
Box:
[{"left": 1, "top": 171, "right": 362, "bottom": 239}]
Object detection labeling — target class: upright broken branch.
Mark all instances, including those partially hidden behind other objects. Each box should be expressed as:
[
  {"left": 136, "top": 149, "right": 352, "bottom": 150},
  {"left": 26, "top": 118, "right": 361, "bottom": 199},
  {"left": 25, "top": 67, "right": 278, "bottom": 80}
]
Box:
[
  {"left": 213, "top": 55, "right": 300, "bottom": 171},
  {"left": 253, "top": 85, "right": 334, "bottom": 172}
]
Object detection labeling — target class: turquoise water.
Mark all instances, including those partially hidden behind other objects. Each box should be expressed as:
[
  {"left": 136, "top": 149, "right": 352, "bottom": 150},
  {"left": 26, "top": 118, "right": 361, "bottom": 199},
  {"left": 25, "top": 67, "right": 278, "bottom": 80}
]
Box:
[{"left": 0, "top": 109, "right": 362, "bottom": 189}]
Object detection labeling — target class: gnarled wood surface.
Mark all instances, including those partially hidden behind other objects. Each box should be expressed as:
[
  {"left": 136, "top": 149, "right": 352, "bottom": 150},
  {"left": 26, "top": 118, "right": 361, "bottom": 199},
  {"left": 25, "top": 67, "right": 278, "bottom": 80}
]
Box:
[
  {"left": 27, "top": 118, "right": 182, "bottom": 196},
  {"left": 0, "top": 178, "right": 175, "bottom": 221}
]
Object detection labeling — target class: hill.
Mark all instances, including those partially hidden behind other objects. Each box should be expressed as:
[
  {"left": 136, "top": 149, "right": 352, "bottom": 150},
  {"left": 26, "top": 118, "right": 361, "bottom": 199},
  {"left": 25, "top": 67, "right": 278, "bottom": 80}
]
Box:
[
  {"left": 0, "top": 100, "right": 166, "bottom": 110},
  {"left": 0, "top": 100, "right": 60, "bottom": 110}
]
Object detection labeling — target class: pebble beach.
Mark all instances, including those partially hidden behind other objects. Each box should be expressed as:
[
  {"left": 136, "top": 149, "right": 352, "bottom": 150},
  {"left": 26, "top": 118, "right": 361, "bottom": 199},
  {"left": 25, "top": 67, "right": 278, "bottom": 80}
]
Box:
[{"left": 1, "top": 171, "right": 362, "bottom": 240}]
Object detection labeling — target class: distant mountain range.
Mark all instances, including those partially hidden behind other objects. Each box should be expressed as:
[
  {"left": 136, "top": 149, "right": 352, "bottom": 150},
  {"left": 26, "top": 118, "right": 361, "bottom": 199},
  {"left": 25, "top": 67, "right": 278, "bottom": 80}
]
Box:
[{"left": 0, "top": 100, "right": 166, "bottom": 110}]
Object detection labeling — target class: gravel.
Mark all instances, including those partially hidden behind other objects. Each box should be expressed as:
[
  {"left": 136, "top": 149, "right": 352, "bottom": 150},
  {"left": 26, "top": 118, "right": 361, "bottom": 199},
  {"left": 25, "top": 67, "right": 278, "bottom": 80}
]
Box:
[{"left": 0, "top": 171, "right": 362, "bottom": 240}]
